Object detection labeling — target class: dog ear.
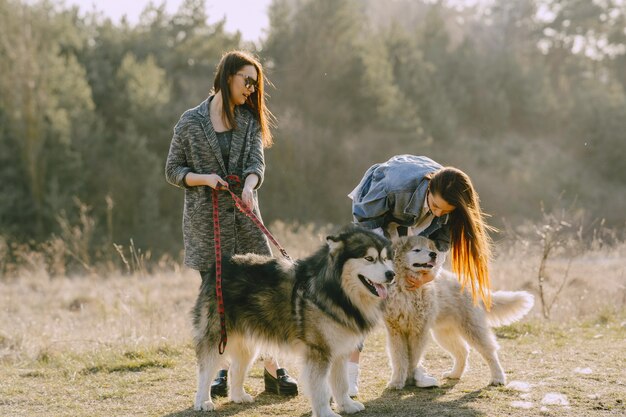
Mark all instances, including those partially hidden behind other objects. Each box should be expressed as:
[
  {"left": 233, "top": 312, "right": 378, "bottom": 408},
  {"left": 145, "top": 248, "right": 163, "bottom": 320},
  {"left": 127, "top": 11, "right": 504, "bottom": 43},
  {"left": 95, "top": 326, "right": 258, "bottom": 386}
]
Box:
[{"left": 326, "top": 235, "right": 344, "bottom": 256}]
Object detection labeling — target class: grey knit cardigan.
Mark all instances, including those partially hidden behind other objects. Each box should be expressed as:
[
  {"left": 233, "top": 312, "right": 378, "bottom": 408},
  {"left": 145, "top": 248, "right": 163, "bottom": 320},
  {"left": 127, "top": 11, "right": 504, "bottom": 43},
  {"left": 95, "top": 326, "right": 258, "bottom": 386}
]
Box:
[{"left": 165, "top": 97, "right": 271, "bottom": 271}]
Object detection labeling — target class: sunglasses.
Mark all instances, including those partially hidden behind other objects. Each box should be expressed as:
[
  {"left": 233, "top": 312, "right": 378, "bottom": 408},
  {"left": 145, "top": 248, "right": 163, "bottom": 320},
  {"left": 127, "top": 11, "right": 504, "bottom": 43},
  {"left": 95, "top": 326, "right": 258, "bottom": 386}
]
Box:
[{"left": 235, "top": 73, "right": 258, "bottom": 90}]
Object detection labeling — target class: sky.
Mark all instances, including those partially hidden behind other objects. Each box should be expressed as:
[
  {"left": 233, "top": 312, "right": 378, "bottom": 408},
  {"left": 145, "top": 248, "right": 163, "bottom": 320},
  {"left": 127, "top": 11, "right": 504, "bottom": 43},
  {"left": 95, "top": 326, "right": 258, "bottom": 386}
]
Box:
[{"left": 65, "top": 0, "right": 272, "bottom": 42}]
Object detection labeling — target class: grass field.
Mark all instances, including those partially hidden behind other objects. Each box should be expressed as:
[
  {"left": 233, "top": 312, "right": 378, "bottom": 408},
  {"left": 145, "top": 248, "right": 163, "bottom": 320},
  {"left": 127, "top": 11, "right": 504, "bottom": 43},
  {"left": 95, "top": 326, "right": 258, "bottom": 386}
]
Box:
[{"left": 1, "top": 224, "right": 625, "bottom": 416}]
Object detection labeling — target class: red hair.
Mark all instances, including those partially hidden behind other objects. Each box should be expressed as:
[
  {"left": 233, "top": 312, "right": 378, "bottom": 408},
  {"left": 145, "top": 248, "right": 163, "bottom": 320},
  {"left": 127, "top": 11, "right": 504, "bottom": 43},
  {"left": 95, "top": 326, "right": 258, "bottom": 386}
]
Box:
[{"left": 430, "top": 167, "right": 495, "bottom": 308}]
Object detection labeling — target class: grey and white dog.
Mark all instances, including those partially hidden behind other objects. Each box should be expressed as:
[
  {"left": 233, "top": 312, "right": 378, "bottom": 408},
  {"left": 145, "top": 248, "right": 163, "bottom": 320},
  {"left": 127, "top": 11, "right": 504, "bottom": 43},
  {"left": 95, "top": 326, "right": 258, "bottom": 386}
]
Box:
[
  {"left": 384, "top": 235, "right": 534, "bottom": 389},
  {"left": 192, "top": 226, "right": 395, "bottom": 417}
]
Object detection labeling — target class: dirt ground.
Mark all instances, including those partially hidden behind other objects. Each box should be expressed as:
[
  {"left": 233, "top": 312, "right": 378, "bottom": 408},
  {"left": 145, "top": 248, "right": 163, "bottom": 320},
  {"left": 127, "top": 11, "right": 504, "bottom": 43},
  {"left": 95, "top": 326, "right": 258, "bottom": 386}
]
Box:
[{"left": 1, "top": 270, "right": 624, "bottom": 417}]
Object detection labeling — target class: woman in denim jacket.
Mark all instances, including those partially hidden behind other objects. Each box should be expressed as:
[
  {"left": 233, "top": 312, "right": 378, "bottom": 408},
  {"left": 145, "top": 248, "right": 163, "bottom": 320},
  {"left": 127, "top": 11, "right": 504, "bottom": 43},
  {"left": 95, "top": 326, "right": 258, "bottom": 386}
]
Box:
[{"left": 345, "top": 154, "right": 495, "bottom": 396}]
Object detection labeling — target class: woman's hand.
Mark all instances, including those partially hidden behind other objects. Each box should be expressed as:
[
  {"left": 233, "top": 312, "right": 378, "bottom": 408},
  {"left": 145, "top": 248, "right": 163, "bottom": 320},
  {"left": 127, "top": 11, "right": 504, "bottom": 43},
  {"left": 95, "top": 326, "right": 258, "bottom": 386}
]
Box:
[
  {"left": 205, "top": 174, "right": 228, "bottom": 189},
  {"left": 241, "top": 185, "right": 254, "bottom": 209},
  {"left": 181, "top": 172, "right": 228, "bottom": 189},
  {"left": 405, "top": 271, "right": 435, "bottom": 291},
  {"left": 241, "top": 174, "right": 259, "bottom": 209}
]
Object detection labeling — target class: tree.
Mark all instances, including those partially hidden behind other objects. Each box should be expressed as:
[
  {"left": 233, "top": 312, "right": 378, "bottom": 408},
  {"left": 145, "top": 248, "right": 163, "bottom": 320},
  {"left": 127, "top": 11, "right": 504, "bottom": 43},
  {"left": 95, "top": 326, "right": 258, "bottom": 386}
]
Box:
[{"left": 0, "top": 0, "right": 94, "bottom": 236}]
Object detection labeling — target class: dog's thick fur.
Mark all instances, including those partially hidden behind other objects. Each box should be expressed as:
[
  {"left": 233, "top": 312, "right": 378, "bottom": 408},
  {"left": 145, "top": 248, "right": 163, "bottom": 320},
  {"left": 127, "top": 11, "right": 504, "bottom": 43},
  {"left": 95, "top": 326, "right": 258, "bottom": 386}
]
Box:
[
  {"left": 192, "top": 226, "right": 394, "bottom": 417},
  {"left": 384, "top": 235, "right": 534, "bottom": 389}
]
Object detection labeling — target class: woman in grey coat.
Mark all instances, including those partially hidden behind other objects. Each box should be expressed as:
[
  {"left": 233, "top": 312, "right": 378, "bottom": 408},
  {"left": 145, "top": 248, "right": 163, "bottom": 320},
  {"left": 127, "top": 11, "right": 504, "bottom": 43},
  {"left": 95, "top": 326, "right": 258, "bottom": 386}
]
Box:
[{"left": 165, "top": 50, "right": 297, "bottom": 397}]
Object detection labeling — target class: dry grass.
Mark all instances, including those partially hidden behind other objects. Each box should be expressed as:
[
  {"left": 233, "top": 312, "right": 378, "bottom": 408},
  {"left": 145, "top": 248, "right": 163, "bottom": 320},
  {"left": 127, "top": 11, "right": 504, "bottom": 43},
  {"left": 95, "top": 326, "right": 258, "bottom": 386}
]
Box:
[
  {"left": 490, "top": 237, "right": 626, "bottom": 322},
  {"left": 1, "top": 223, "right": 625, "bottom": 416}
]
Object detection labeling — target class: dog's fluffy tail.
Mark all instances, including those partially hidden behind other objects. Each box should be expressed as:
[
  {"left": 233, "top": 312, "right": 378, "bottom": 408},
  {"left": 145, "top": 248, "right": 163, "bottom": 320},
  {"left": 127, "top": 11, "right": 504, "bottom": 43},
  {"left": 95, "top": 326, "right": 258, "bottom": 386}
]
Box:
[{"left": 486, "top": 291, "right": 534, "bottom": 327}]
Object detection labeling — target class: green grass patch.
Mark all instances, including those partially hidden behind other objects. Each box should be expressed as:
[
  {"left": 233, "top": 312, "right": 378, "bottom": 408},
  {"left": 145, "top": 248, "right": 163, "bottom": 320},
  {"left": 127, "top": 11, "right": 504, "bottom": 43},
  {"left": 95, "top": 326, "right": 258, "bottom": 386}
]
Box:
[
  {"left": 81, "top": 345, "right": 178, "bottom": 374},
  {"left": 83, "top": 357, "right": 173, "bottom": 374},
  {"left": 494, "top": 321, "right": 539, "bottom": 339},
  {"left": 20, "top": 370, "right": 46, "bottom": 378},
  {"left": 36, "top": 349, "right": 54, "bottom": 364}
]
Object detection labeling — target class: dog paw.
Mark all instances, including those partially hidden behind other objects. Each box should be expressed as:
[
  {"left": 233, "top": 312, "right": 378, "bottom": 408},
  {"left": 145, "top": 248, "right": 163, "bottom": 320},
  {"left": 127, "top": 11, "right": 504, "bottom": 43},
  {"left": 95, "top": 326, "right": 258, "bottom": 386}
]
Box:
[
  {"left": 231, "top": 392, "right": 254, "bottom": 403},
  {"left": 194, "top": 400, "right": 215, "bottom": 411},
  {"left": 316, "top": 408, "right": 342, "bottom": 417},
  {"left": 443, "top": 370, "right": 462, "bottom": 379},
  {"left": 490, "top": 376, "right": 506, "bottom": 386},
  {"left": 337, "top": 399, "right": 365, "bottom": 414},
  {"left": 386, "top": 379, "right": 406, "bottom": 390},
  {"left": 415, "top": 373, "right": 438, "bottom": 388}
]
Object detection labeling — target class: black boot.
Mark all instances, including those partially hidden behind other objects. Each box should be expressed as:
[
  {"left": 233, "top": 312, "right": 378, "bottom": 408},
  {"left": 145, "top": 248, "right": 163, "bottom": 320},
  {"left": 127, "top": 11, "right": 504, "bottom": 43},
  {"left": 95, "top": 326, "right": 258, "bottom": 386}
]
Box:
[
  {"left": 210, "top": 369, "right": 228, "bottom": 398},
  {"left": 264, "top": 367, "right": 298, "bottom": 396}
]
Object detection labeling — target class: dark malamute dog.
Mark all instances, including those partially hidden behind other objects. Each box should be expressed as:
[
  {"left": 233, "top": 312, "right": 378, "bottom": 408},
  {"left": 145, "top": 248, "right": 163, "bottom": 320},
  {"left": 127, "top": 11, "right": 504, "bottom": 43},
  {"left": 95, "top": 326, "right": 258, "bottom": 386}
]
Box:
[
  {"left": 384, "top": 235, "right": 534, "bottom": 389},
  {"left": 192, "top": 226, "right": 394, "bottom": 417}
]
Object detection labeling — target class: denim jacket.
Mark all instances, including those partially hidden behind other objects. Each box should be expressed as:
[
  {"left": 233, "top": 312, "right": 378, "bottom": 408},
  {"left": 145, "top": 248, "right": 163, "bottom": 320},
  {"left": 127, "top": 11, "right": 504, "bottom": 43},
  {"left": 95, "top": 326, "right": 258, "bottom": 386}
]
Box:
[{"left": 349, "top": 155, "right": 451, "bottom": 251}]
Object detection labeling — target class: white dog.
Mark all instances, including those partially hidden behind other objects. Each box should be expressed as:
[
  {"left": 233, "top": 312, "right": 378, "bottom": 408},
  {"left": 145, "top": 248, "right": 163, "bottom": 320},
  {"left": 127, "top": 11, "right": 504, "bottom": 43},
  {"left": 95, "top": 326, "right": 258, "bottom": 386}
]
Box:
[{"left": 384, "top": 235, "right": 534, "bottom": 389}]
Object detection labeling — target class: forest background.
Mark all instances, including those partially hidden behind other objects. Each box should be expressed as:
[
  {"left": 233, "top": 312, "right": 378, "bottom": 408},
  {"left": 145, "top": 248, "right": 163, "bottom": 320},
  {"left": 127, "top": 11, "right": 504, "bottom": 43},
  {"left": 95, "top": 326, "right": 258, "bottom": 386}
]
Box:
[{"left": 1, "top": 0, "right": 625, "bottom": 274}]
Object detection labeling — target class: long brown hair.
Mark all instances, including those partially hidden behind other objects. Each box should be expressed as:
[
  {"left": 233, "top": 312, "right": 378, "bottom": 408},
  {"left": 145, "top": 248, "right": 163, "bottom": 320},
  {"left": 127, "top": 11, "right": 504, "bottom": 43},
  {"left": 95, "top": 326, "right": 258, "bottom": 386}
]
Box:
[
  {"left": 212, "top": 50, "right": 275, "bottom": 148},
  {"left": 429, "top": 167, "right": 495, "bottom": 308}
]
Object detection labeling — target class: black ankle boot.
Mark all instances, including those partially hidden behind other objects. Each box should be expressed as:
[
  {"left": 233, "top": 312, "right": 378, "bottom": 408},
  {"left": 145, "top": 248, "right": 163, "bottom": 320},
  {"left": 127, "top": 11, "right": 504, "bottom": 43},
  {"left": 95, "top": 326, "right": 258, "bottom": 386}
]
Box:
[
  {"left": 210, "top": 369, "right": 228, "bottom": 398},
  {"left": 264, "top": 368, "right": 298, "bottom": 396}
]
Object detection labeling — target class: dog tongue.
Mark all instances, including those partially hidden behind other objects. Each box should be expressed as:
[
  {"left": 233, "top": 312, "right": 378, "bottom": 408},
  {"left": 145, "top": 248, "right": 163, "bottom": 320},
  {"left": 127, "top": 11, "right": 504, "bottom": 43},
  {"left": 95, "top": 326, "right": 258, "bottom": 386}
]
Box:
[{"left": 373, "top": 283, "right": 388, "bottom": 299}]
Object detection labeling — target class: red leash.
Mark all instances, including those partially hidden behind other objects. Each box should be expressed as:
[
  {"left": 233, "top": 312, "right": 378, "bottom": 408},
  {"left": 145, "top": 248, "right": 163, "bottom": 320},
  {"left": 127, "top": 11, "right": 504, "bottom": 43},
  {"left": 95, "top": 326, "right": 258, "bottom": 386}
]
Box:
[{"left": 211, "top": 175, "right": 291, "bottom": 354}]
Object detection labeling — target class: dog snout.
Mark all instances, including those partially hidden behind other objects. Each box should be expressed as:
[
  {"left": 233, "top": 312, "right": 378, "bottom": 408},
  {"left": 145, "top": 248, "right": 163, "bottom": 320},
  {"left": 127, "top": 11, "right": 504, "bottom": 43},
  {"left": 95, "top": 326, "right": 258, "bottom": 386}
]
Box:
[
  {"left": 429, "top": 251, "right": 437, "bottom": 260},
  {"left": 385, "top": 270, "right": 395, "bottom": 282}
]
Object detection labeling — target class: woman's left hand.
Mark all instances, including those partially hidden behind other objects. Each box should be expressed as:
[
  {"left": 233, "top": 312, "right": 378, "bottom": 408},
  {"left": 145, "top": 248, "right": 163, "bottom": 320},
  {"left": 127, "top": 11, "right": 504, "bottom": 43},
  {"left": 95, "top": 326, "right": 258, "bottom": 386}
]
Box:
[
  {"left": 241, "top": 186, "right": 254, "bottom": 209},
  {"left": 405, "top": 271, "right": 435, "bottom": 291}
]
